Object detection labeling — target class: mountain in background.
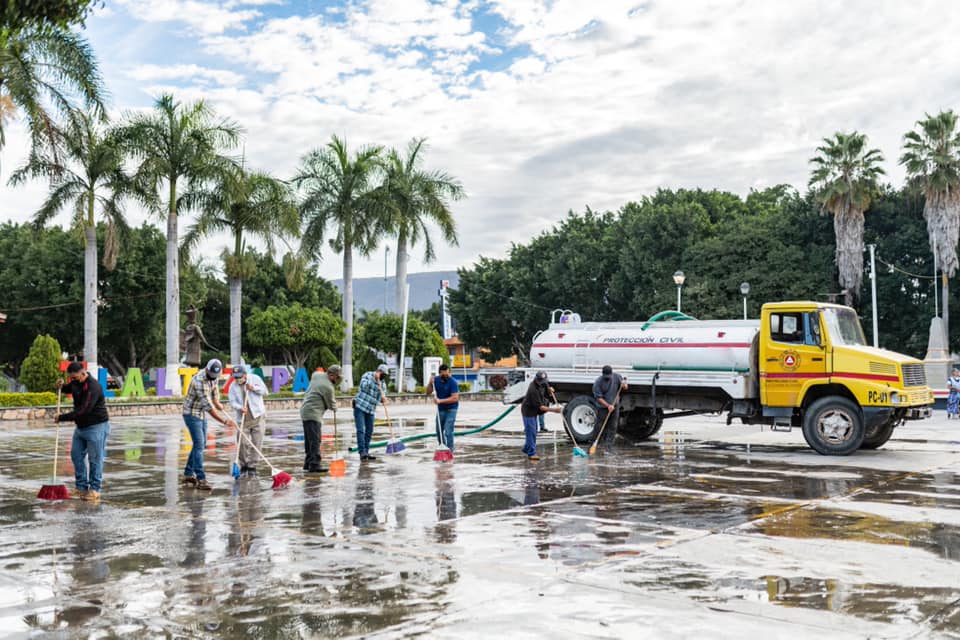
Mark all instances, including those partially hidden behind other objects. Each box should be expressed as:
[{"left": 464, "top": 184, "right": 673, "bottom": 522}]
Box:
[{"left": 334, "top": 271, "right": 459, "bottom": 312}]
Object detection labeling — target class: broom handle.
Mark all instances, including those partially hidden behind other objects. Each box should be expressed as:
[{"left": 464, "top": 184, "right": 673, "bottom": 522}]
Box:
[
  {"left": 234, "top": 390, "right": 248, "bottom": 464},
  {"left": 549, "top": 388, "right": 578, "bottom": 445},
  {"left": 235, "top": 415, "right": 277, "bottom": 475},
  {"left": 52, "top": 386, "right": 62, "bottom": 482},
  {"left": 379, "top": 382, "right": 395, "bottom": 439},
  {"left": 591, "top": 386, "right": 623, "bottom": 450}
]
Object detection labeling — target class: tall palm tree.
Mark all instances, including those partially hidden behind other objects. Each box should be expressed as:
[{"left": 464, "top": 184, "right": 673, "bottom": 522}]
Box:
[
  {"left": 0, "top": 26, "right": 104, "bottom": 158},
  {"left": 117, "top": 94, "right": 241, "bottom": 394},
  {"left": 809, "top": 131, "right": 885, "bottom": 305},
  {"left": 8, "top": 111, "right": 135, "bottom": 375},
  {"left": 181, "top": 165, "right": 299, "bottom": 366},
  {"left": 382, "top": 138, "right": 463, "bottom": 316},
  {"left": 901, "top": 110, "right": 960, "bottom": 340},
  {"left": 293, "top": 135, "right": 386, "bottom": 389}
]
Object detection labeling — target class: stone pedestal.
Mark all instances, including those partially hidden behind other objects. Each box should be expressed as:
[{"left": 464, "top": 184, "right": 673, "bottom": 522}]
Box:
[{"left": 923, "top": 317, "right": 951, "bottom": 391}]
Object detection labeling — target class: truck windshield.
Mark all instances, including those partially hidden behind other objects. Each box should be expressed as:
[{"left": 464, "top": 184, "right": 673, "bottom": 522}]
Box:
[{"left": 822, "top": 308, "right": 867, "bottom": 346}]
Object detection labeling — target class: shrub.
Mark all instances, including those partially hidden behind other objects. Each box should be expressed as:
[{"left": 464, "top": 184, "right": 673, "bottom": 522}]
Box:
[
  {"left": 0, "top": 392, "right": 58, "bottom": 407},
  {"left": 458, "top": 382, "right": 471, "bottom": 393},
  {"left": 20, "top": 335, "right": 62, "bottom": 392},
  {"left": 488, "top": 374, "right": 508, "bottom": 390}
]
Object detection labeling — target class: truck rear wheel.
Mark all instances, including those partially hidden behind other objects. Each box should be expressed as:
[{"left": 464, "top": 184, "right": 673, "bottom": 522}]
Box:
[
  {"left": 801, "top": 396, "right": 865, "bottom": 456},
  {"left": 860, "top": 417, "right": 896, "bottom": 450},
  {"left": 563, "top": 395, "right": 600, "bottom": 444},
  {"left": 621, "top": 408, "right": 663, "bottom": 442}
]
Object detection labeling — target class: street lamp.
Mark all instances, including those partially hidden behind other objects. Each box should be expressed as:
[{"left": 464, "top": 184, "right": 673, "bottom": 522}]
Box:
[
  {"left": 740, "top": 281, "right": 750, "bottom": 320},
  {"left": 672, "top": 270, "right": 685, "bottom": 312},
  {"left": 383, "top": 245, "right": 390, "bottom": 312}
]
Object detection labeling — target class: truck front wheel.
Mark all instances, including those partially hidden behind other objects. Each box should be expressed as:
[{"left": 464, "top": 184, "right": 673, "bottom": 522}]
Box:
[
  {"left": 860, "top": 416, "right": 896, "bottom": 450},
  {"left": 801, "top": 397, "right": 865, "bottom": 455},
  {"left": 563, "top": 395, "right": 601, "bottom": 444}
]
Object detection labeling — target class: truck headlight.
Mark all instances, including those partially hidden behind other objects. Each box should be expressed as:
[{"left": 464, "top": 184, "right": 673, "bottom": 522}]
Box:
[{"left": 890, "top": 392, "right": 900, "bottom": 405}]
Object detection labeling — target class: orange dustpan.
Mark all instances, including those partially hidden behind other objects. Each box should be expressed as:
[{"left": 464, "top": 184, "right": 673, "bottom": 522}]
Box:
[{"left": 329, "top": 408, "right": 346, "bottom": 477}]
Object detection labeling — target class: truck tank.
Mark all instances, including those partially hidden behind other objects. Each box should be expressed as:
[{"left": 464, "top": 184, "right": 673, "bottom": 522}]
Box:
[{"left": 531, "top": 314, "right": 760, "bottom": 372}]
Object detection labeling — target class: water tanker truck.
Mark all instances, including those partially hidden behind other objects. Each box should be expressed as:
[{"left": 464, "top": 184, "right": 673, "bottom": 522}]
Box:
[{"left": 503, "top": 301, "right": 933, "bottom": 455}]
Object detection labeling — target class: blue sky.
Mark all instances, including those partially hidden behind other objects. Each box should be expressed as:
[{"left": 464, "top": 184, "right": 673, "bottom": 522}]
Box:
[{"left": 3, "top": 1, "right": 960, "bottom": 282}]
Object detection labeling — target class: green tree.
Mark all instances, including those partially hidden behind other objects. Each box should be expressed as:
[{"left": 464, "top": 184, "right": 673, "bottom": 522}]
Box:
[
  {"left": 809, "top": 131, "right": 885, "bottom": 304},
  {"left": 1, "top": 1, "right": 100, "bottom": 35},
  {"left": 381, "top": 138, "right": 463, "bottom": 314},
  {"left": 294, "top": 135, "right": 386, "bottom": 388},
  {"left": 9, "top": 111, "right": 138, "bottom": 375},
  {"left": 0, "top": 21, "right": 104, "bottom": 158},
  {"left": 181, "top": 165, "right": 299, "bottom": 366},
  {"left": 358, "top": 311, "right": 448, "bottom": 385},
  {"left": 117, "top": 94, "right": 241, "bottom": 394},
  {"left": 900, "top": 110, "right": 960, "bottom": 342},
  {"left": 20, "top": 334, "right": 61, "bottom": 391},
  {"left": 246, "top": 303, "right": 344, "bottom": 371}
]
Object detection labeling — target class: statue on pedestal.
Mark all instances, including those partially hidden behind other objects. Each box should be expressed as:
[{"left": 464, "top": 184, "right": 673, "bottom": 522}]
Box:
[{"left": 180, "top": 307, "right": 215, "bottom": 367}]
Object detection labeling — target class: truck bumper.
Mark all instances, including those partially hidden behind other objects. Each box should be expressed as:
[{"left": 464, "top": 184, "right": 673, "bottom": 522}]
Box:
[{"left": 904, "top": 406, "right": 932, "bottom": 420}]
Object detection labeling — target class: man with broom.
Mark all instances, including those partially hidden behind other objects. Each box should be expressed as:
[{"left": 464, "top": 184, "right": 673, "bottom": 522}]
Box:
[
  {"left": 426, "top": 363, "right": 460, "bottom": 453},
  {"left": 182, "top": 359, "right": 237, "bottom": 490},
  {"left": 300, "top": 365, "right": 342, "bottom": 473},
  {"left": 228, "top": 364, "right": 270, "bottom": 477},
  {"left": 56, "top": 362, "right": 111, "bottom": 501},
  {"left": 353, "top": 364, "right": 390, "bottom": 462},
  {"left": 593, "top": 365, "right": 628, "bottom": 450},
  {"left": 520, "top": 371, "right": 562, "bottom": 461}
]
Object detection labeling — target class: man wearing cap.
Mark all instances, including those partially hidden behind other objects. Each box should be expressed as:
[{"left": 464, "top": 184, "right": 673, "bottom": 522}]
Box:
[
  {"left": 300, "top": 365, "right": 342, "bottom": 473},
  {"left": 56, "top": 361, "right": 111, "bottom": 501},
  {"left": 353, "top": 364, "right": 389, "bottom": 461},
  {"left": 182, "top": 359, "right": 237, "bottom": 490},
  {"left": 228, "top": 364, "right": 269, "bottom": 477},
  {"left": 593, "top": 365, "right": 628, "bottom": 449},
  {"left": 520, "top": 371, "right": 562, "bottom": 461}
]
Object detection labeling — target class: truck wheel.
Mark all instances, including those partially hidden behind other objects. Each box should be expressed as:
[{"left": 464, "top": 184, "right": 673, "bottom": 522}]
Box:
[
  {"left": 860, "top": 417, "right": 896, "bottom": 450},
  {"left": 563, "top": 395, "right": 600, "bottom": 444},
  {"left": 801, "top": 397, "right": 865, "bottom": 456},
  {"left": 621, "top": 409, "right": 663, "bottom": 442}
]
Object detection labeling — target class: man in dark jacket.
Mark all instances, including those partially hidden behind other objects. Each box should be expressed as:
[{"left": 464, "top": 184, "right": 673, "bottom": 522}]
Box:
[
  {"left": 592, "top": 365, "right": 628, "bottom": 449},
  {"left": 520, "top": 371, "right": 561, "bottom": 461},
  {"left": 57, "top": 362, "right": 111, "bottom": 501}
]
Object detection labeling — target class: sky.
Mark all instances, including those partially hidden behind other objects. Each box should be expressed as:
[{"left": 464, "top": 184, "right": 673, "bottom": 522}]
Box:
[{"left": 2, "top": 0, "right": 960, "bottom": 282}]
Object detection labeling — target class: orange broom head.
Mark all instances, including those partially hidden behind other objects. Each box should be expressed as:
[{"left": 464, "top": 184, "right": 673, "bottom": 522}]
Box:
[
  {"left": 38, "top": 484, "right": 70, "bottom": 501},
  {"left": 329, "top": 459, "right": 346, "bottom": 477},
  {"left": 271, "top": 471, "right": 293, "bottom": 489}
]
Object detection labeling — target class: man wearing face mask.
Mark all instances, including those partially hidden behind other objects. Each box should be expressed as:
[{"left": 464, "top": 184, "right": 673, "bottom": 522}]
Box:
[
  {"left": 182, "top": 359, "right": 238, "bottom": 490},
  {"left": 520, "top": 370, "right": 562, "bottom": 461},
  {"left": 426, "top": 363, "right": 459, "bottom": 452},
  {"left": 593, "top": 365, "right": 628, "bottom": 449}
]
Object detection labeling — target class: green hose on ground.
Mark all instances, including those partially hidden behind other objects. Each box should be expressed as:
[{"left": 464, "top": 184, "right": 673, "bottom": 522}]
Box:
[{"left": 349, "top": 404, "right": 517, "bottom": 452}]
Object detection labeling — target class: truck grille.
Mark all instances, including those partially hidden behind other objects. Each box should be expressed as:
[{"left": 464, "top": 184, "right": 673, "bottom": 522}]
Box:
[
  {"left": 869, "top": 361, "right": 897, "bottom": 376},
  {"left": 901, "top": 364, "right": 926, "bottom": 387}
]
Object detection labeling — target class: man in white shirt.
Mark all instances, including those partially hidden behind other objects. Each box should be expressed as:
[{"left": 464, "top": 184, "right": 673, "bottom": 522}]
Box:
[{"left": 228, "top": 364, "right": 269, "bottom": 476}]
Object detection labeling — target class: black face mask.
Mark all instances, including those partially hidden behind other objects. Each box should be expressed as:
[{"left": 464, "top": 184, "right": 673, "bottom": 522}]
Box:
[
  {"left": 603, "top": 374, "right": 612, "bottom": 382},
  {"left": 206, "top": 371, "right": 219, "bottom": 380}
]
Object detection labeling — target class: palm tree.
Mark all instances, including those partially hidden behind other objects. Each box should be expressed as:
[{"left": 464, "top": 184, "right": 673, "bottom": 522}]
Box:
[
  {"left": 809, "top": 131, "right": 885, "bottom": 305},
  {"left": 181, "top": 165, "right": 299, "bottom": 366},
  {"left": 293, "top": 135, "right": 386, "bottom": 389},
  {"left": 901, "top": 110, "right": 960, "bottom": 340},
  {"left": 0, "top": 26, "right": 104, "bottom": 158},
  {"left": 382, "top": 138, "right": 463, "bottom": 316},
  {"left": 117, "top": 94, "right": 241, "bottom": 394},
  {"left": 8, "top": 111, "right": 135, "bottom": 375}
]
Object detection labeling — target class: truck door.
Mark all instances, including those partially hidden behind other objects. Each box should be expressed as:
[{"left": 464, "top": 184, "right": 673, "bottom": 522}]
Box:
[{"left": 761, "top": 311, "right": 828, "bottom": 407}]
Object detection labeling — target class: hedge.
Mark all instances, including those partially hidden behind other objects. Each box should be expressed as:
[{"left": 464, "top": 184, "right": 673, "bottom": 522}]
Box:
[{"left": 0, "top": 392, "right": 58, "bottom": 407}]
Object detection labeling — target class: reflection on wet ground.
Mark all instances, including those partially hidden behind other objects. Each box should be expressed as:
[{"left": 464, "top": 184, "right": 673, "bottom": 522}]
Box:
[{"left": 1, "top": 407, "right": 959, "bottom": 638}]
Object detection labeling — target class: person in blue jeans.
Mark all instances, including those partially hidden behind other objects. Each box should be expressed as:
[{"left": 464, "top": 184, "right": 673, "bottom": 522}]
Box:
[
  {"left": 520, "top": 371, "right": 562, "bottom": 460},
  {"left": 354, "top": 364, "right": 389, "bottom": 461},
  {"left": 426, "top": 364, "right": 460, "bottom": 451},
  {"left": 57, "top": 362, "right": 112, "bottom": 501},
  {"left": 181, "top": 359, "right": 237, "bottom": 490}
]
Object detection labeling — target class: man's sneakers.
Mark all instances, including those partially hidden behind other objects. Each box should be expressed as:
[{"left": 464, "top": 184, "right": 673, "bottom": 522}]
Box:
[
  {"left": 306, "top": 466, "right": 329, "bottom": 474},
  {"left": 82, "top": 490, "right": 100, "bottom": 502},
  {"left": 196, "top": 479, "right": 213, "bottom": 491},
  {"left": 360, "top": 455, "right": 377, "bottom": 462},
  {"left": 182, "top": 476, "right": 198, "bottom": 487},
  {"left": 72, "top": 488, "right": 87, "bottom": 499},
  {"left": 183, "top": 476, "right": 212, "bottom": 490},
  {"left": 528, "top": 455, "right": 541, "bottom": 461}
]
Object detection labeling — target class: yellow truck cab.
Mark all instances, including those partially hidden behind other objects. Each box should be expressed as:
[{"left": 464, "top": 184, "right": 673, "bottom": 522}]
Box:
[{"left": 758, "top": 301, "right": 932, "bottom": 454}]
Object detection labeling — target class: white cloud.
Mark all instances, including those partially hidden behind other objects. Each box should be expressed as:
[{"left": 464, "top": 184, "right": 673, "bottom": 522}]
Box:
[
  {"left": 127, "top": 63, "right": 245, "bottom": 87},
  {"left": 114, "top": 0, "right": 261, "bottom": 34}
]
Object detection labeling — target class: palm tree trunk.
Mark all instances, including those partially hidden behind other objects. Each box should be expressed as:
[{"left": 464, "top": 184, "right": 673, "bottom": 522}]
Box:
[
  {"left": 83, "top": 196, "right": 98, "bottom": 375},
  {"left": 165, "top": 180, "right": 181, "bottom": 395},
  {"left": 229, "top": 276, "right": 242, "bottom": 366},
  {"left": 943, "top": 275, "right": 950, "bottom": 348},
  {"left": 395, "top": 234, "right": 408, "bottom": 316},
  {"left": 341, "top": 240, "right": 354, "bottom": 390}
]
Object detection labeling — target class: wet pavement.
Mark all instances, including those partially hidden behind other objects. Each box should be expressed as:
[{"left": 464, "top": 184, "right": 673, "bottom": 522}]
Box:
[{"left": 2, "top": 403, "right": 959, "bottom": 638}]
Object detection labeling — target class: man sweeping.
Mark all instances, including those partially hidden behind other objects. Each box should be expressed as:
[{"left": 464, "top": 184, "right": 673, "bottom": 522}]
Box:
[
  {"left": 228, "top": 364, "right": 269, "bottom": 477},
  {"left": 353, "top": 364, "right": 389, "bottom": 461},
  {"left": 300, "top": 365, "right": 342, "bottom": 473},
  {"left": 426, "top": 363, "right": 460, "bottom": 452},
  {"left": 520, "top": 371, "right": 562, "bottom": 461},
  {"left": 593, "top": 365, "right": 628, "bottom": 450},
  {"left": 56, "top": 362, "right": 111, "bottom": 501},
  {"left": 182, "top": 359, "right": 237, "bottom": 490}
]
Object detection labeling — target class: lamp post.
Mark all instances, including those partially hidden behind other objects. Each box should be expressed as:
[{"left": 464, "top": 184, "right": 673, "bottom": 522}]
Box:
[
  {"left": 383, "top": 245, "right": 390, "bottom": 312},
  {"left": 672, "top": 270, "right": 685, "bottom": 312},
  {"left": 740, "top": 281, "right": 750, "bottom": 320}
]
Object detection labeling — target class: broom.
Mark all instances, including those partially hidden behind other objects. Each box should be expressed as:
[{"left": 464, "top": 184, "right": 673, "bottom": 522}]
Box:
[
  {"left": 235, "top": 424, "right": 293, "bottom": 489},
  {"left": 432, "top": 409, "right": 454, "bottom": 462},
  {"left": 329, "top": 407, "right": 346, "bottom": 477},
  {"left": 38, "top": 387, "right": 71, "bottom": 501},
  {"left": 231, "top": 395, "right": 246, "bottom": 479},
  {"left": 589, "top": 386, "right": 623, "bottom": 455},
  {"left": 550, "top": 389, "right": 587, "bottom": 457},
  {"left": 382, "top": 383, "right": 406, "bottom": 454}
]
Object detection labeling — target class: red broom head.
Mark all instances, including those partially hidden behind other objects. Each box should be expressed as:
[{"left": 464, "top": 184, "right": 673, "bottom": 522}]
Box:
[
  {"left": 272, "top": 471, "right": 293, "bottom": 489},
  {"left": 433, "top": 449, "right": 454, "bottom": 462},
  {"left": 38, "top": 484, "right": 70, "bottom": 501}
]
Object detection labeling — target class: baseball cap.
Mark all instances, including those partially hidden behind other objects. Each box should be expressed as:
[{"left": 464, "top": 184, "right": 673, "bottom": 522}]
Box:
[
  {"left": 535, "top": 370, "right": 548, "bottom": 383},
  {"left": 327, "top": 364, "right": 342, "bottom": 376},
  {"left": 232, "top": 364, "right": 247, "bottom": 378},
  {"left": 377, "top": 363, "right": 389, "bottom": 376},
  {"left": 205, "top": 358, "right": 222, "bottom": 374},
  {"left": 602, "top": 365, "right": 613, "bottom": 376}
]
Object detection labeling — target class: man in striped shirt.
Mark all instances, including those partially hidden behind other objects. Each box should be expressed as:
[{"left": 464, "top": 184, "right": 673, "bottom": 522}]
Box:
[
  {"left": 353, "top": 363, "right": 389, "bottom": 461},
  {"left": 182, "top": 359, "right": 237, "bottom": 490}
]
